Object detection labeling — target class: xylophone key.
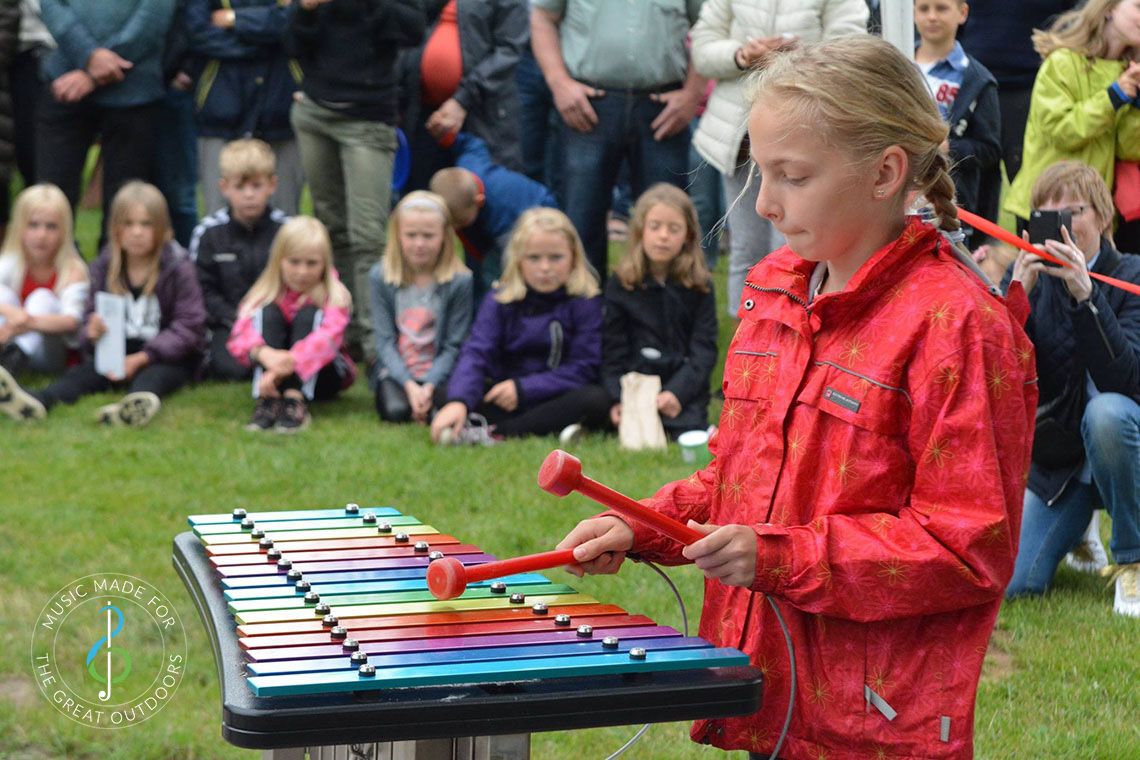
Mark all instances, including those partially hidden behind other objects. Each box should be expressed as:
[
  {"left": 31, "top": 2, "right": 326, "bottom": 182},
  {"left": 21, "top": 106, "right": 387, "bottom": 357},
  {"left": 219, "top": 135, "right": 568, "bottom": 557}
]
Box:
[
  {"left": 223, "top": 573, "right": 552, "bottom": 602},
  {"left": 233, "top": 591, "right": 596, "bottom": 625},
  {"left": 246, "top": 647, "right": 750, "bottom": 697},
  {"left": 190, "top": 506, "right": 403, "bottom": 526},
  {"left": 246, "top": 634, "right": 702, "bottom": 676},
  {"left": 226, "top": 582, "right": 574, "bottom": 615},
  {"left": 234, "top": 601, "right": 627, "bottom": 639},
  {"left": 245, "top": 623, "right": 678, "bottom": 664},
  {"left": 241, "top": 614, "right": 656, "bottom": 659}
]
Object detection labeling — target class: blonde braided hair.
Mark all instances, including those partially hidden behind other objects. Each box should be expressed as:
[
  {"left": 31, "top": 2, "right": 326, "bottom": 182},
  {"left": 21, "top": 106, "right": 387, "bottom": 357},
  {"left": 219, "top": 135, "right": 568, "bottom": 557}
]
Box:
[{"left": 746, "top": 35, "right": 960, "bottom": 231}]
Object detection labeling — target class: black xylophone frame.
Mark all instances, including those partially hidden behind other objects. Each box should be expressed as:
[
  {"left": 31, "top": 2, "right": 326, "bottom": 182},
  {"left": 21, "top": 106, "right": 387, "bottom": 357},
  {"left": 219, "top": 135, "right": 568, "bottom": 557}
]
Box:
[{"left": 173, "top": 532, "right": 763, "bottom": 758}]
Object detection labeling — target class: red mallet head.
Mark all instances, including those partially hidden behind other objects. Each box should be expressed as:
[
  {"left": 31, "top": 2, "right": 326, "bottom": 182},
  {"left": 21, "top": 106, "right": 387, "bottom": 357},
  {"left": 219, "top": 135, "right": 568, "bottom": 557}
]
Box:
[
  {"left": 538, "top": 449, "right": 582, "bottom": 496},
  {"left": 426, "top": 556, "right": 467, "bottom": 600}
]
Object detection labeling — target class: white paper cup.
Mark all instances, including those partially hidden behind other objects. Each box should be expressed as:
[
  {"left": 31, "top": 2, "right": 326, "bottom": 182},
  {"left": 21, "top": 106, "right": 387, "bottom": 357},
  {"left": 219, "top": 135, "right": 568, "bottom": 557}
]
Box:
[{"left": 677, "top": 429, "right": 711, "bottom": 466}]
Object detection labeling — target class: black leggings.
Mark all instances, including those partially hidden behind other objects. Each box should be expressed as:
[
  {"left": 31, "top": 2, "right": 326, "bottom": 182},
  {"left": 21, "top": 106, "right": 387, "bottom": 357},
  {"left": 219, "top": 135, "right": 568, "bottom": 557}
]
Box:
[
  {"left": 206, "top": 327, "right": 252, "bottom": 381},
  {"left": 374, "top": 377, "right": 450, "bottom": 422},
  {"left": 259, "top": 302, "right": 345, "bottom": 401},
  {"left": 475, "top": 384, "right": 611, "bottom": 438},
  {"left": 35, "top": 360, "right": 194, "bottom": 410}
]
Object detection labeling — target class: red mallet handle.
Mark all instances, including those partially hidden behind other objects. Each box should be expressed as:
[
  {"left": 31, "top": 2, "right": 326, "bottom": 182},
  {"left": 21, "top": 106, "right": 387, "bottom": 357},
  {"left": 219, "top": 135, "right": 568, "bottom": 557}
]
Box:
[
  {"left": 538, "top": 449, "right": 705, "bottom": 545},
  {"left": 427, "top": 549, "right": 578, "bottom": 600}
]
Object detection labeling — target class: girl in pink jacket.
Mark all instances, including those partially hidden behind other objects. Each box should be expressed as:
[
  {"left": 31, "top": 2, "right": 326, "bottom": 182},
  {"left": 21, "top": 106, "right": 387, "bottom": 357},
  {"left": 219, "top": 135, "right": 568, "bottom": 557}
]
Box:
[
  {"left": 559, "top": 37, "right": 1037, "bottom": 760},
  {"left": 228, "top": 216, "right": 355, "bottom": 433}
]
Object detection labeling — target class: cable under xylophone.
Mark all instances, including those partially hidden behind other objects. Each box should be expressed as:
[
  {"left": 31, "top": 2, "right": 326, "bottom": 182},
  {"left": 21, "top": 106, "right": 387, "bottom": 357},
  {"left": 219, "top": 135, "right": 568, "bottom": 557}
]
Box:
[{"left": 174, "top": 503, "right": 762, "bottom": 757}]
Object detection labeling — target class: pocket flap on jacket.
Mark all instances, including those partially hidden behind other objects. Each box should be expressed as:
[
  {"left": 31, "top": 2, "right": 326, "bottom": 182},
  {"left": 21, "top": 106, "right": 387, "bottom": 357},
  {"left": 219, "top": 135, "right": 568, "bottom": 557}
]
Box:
[{"left": 796, "top": 361, "right": 910, "bottom": 437}]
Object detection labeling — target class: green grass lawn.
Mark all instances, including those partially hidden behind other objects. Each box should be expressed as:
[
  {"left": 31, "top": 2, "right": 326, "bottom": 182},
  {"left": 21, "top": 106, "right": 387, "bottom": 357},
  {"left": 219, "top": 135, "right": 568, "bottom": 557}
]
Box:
[{"left": 0, "top": 205, "right": 1138, "bottom": 759}]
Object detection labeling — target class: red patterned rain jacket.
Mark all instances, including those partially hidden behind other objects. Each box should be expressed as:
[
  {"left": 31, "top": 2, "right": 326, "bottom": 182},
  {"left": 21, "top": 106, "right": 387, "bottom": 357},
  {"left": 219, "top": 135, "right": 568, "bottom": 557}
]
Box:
[{"left": 625, "top": 219, "right": 1037, "bottom": 759}]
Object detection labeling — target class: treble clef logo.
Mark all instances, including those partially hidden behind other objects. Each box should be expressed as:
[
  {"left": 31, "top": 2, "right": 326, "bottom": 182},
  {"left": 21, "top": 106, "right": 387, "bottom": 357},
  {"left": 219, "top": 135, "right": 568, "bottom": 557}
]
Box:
[{"left": 86, "top": 602, "right": 131, "bottom": 701}]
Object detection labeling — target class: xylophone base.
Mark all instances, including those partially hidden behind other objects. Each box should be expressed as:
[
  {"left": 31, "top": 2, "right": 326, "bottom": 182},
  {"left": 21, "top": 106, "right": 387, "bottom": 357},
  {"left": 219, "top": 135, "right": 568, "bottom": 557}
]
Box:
[
  {"left": 263, "top": 734, "right": 528, "bottom": 760},
  {"left": 174, "top": 531, "right": 762, "bottom": 751}
]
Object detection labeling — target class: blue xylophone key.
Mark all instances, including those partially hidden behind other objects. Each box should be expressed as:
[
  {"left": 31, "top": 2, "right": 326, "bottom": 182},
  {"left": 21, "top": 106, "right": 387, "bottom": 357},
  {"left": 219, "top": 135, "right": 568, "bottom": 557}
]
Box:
[
  {"left": 226, "top": 582, "right": 572, "bottom": 614},
  {"left": 224, "top": 573, "right": 551, "bottom": 601},
  {"left": 247, "top": 647, "right": 750, "bottom": 697},
  {"left": 190, "top": 507, "right": 403, "bottom": 526},
  {"left": 246, "top": 635, "right": 703, "bottom": 676}
]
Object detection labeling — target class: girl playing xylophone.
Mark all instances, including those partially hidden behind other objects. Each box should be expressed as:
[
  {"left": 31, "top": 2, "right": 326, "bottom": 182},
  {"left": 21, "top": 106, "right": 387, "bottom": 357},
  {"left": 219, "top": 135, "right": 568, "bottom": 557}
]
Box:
[
  {"left": 369, "top": 191, "right": 473, "bottom": 425},
  {"left": 557, "top": 36, "right": 1037, "bottom": 760},
  {"left": 227, "top": 216, "right": 355, "bottom": 433},
  {"left": 0, "top": 182, "right": 205, "bottom": 427}
]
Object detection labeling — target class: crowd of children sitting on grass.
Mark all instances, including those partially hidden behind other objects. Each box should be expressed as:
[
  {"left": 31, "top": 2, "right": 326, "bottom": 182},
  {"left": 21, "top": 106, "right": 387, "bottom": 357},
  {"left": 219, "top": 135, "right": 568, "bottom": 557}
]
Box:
[{"left": 0, "top": 138, "right": 718, "bottom": 443}]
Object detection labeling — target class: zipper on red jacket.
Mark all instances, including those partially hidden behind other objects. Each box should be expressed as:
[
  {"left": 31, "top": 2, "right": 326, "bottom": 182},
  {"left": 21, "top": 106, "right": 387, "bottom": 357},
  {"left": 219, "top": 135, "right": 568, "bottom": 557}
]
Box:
[
  {"left": 740, "top": 282, "right": 816, "bottom": 526},
  {"left": 743, "top": 281, "right": 812, "bottom": 314}
]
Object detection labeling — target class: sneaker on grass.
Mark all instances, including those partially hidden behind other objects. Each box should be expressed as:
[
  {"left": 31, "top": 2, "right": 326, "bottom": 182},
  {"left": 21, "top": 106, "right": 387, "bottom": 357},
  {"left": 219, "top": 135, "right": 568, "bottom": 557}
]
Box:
[
  {"left": 0, "top": 364, "right": 46, "bottom": 421},
  {"left": 275, "top": 396, "right": 311, "bottom": 434},
  {"left": 97, "top": 392, "right": 161, "bottom": 427},
  {"left": 558, "top": 422, "right": 584, "bottom": 445},
  {"left": 245, "top": 397, "right": 280, "bottom": 432},
  {"left": 1107, "top": 563, "right": 1140, "bottom": 618},
  {"left": 1064, "top": 511, "right": 1109, "bottom": 575},
  {"left": 438, "top": 413, "right": 497, "bottom": 446}
]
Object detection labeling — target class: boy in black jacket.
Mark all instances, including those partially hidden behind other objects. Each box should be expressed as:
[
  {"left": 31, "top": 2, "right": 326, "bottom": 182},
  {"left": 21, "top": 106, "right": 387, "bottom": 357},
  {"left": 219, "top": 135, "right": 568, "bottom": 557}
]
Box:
[{"left": 191, "top": 138, "right": 287, "bottom": 380}]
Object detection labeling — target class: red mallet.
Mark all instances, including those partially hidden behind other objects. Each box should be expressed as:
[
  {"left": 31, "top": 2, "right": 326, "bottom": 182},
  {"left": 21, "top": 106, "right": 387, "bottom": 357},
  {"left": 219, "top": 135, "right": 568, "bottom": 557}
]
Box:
[
  {"left": 427, "top": 548, "right": 578, "bottom": 600},
  {"left": 538, "top": 449, "right": 705, "bottom": 545}
]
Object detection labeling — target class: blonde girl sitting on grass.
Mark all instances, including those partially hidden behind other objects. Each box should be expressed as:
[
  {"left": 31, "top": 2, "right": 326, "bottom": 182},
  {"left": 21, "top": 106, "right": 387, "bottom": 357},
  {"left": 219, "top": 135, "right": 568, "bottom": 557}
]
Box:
[{"left": 227, "top": 216, "right": 355, "bottom": 433}]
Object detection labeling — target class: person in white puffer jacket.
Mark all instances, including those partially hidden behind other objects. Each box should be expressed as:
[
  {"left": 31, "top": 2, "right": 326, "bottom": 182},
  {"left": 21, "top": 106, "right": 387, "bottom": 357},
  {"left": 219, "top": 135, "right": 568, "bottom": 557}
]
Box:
[{"left": 691, "top": 0, "right": 868, "bottom": 319}]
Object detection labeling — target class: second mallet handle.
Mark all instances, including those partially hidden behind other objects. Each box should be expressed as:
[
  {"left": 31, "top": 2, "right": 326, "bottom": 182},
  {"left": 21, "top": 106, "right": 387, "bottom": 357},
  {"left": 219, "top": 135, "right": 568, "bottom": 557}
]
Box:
[
  {"left": 539, "top": 449, "right": 704, "bottom": 545},
  {"left": 465, "top": 548, "right": 579, "bottom": 583},
  {"left": 575, "top": 475, "right": 705, "bottom": 545}
]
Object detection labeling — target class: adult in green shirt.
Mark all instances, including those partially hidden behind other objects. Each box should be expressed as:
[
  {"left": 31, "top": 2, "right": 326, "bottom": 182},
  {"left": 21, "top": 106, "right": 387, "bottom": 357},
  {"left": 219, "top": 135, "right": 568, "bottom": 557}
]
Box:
[{"left": 530, "top": 0, "right": 706, "bottom": 278}]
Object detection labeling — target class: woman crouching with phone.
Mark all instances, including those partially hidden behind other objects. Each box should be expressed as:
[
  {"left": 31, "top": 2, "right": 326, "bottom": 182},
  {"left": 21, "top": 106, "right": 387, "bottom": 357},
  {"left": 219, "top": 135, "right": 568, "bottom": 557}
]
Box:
[{"left": 1006, "top": 159, "right": 1140, "bottom": 618}]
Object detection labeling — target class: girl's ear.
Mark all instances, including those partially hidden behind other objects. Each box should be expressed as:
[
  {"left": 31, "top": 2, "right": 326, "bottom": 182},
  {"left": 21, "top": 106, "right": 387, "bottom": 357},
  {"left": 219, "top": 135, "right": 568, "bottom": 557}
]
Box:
[{"left": 871, "top": 145, "right": 909, "bottom": 201}]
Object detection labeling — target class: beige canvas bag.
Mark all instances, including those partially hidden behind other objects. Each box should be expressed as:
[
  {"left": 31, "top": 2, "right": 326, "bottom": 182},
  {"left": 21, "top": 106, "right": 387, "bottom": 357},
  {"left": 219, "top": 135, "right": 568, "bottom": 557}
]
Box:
[{"left": 619, "top": 372, "right": 667, "bottom": 450}]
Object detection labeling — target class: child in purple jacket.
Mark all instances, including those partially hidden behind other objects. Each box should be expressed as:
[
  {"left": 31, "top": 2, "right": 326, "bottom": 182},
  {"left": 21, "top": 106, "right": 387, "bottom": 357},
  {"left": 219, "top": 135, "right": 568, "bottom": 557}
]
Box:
[
  {"left": 0, "top": 182, "right": 206, "bottom": 427},
  {"left": 430, "top": 207, "right": 609, "bottom": 443}
]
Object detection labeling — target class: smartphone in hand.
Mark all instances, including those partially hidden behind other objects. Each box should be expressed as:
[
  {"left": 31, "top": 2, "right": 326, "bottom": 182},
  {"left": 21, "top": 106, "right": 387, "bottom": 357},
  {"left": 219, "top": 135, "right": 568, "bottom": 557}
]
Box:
[{"left": 1027, "top": 209, "right": 1073, "bottom": 266}]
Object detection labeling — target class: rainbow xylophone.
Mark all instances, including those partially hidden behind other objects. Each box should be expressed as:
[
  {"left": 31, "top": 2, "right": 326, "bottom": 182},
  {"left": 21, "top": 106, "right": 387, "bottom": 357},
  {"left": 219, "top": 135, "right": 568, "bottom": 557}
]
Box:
[{"left": 174, "top": 504, "right": 762, "bottom": 751}]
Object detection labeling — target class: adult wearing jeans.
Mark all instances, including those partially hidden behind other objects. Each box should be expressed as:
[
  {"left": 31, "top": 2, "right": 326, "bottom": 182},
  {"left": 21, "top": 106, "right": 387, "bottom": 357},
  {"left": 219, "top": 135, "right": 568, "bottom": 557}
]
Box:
[
  {"left": 286, "top": 0, "right": 425, "bottom": 359},
  {"left": 530, "top": 0, "right": 706, "bottom": 279},
  {"left": 515, "top": 45, "right": 561, "bottom": 204},
  {"left": 690, "top": 0, "right": 867, "bottom": 318},
  {"left": 1005, "top": 160, "right": 1140, "bottom": 619},
  {"left": 37, "top": 0, "right": 176, "bottom": 240}
]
